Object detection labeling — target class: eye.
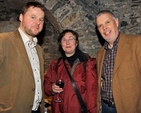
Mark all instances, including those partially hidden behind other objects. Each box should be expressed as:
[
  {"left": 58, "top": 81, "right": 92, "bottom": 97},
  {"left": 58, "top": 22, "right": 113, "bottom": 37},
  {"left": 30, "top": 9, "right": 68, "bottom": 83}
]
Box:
[
  {"left": 97, "top": 24, "right": 102, "bottom": 29},
  {"left": 39, "top": 18, "right": 44, "bottom": 23},
  {"left": 31, "top": 16, "right": 36, "bottom": 19},
  {"left": 106, "top": 21, "right": 110, "bottom": 24},
  {"left": 69, "top": 38, "right": 73, "bottom": 41},
  {"left": 61, "top": 39, "right": 66, "bottom": 42},
  {"left": 69, "top": 38, "right": 76, "bottom": 42}
]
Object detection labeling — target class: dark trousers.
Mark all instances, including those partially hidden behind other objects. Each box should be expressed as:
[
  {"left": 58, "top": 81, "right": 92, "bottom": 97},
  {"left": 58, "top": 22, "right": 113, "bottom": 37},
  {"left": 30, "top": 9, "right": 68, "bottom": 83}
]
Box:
[
  {"left": 102, "top": 100, "right": 117, "bottom": 113},
  {"left": 31, "top": 107, "right": 40, "bottom": 113}
]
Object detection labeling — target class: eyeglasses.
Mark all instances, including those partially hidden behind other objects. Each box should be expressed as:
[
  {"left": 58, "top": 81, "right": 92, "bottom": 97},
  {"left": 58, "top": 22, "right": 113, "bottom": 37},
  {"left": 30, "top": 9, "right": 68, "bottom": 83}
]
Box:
[{"left": 61, "top": 38, "right": 76, "bottom": 43}]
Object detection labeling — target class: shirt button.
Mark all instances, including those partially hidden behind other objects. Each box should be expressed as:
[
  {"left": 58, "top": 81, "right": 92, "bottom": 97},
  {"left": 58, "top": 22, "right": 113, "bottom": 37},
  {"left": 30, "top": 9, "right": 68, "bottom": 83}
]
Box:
[{"left": 32, "top": 88, "right": 35, "bottom": 91}]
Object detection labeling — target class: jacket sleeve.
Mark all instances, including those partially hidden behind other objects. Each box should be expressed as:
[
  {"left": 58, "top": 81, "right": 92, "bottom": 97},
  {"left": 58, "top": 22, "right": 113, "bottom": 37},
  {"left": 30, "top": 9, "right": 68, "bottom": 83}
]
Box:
[
  {"left": 85, "top": 58, "right": 97, "bottom": 113},
  {"left": 44, "top": 59, "right": 58, "bottom": 96},
  {"left": 136, "top": 36, "right": 141, "bottom": 72},
  {"left": 0, "top": 41, "right": 3, "bottom": 68}
]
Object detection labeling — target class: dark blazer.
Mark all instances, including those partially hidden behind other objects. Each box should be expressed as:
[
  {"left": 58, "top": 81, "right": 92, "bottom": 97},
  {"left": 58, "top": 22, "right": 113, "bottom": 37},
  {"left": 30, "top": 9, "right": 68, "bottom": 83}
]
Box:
[
  {"left": 96, "top": 33, "right": 141, "bottom": 113},
  {"left": 0, "top": 30, "right": 44, "bottom": 113}
]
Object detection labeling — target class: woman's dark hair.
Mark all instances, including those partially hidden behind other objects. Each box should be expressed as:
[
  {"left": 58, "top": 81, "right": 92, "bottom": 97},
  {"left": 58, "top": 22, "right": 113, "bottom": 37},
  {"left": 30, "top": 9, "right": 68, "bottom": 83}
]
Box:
[
  {"left": 21, "top": 1, "right": 45, "bottom": 15},
  {"left": 58, "top": 29, "right": 79, "bottom": 55}
]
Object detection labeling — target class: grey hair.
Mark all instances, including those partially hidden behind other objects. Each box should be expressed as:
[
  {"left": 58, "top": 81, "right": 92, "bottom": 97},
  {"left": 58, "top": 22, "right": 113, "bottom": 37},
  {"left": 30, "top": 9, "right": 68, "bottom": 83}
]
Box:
[{"left": 95, "top": 10, "right": 117, "bottom": 21}]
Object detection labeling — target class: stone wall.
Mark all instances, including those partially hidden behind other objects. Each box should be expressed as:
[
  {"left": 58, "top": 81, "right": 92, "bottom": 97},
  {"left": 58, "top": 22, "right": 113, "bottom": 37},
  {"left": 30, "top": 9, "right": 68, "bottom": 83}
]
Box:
[
  {"left": 38, "top": 0, "right": 141, "bottom": 70},
  {"left": 0, "top": 0, "right": 141, "bottom": 71},
  {"left": 0, "top": 0, "right": 141, "bottom": 112}
]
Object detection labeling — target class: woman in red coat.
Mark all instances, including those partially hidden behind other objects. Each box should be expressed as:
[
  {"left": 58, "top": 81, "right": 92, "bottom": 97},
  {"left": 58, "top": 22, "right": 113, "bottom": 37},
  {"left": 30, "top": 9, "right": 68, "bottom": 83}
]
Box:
[{"left": 44, "top": 29, "right": 97, "bottom": 113}]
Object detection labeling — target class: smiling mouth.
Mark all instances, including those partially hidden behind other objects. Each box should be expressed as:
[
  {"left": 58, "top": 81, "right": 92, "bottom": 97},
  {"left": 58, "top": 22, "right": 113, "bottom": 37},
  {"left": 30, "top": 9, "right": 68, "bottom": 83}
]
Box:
[
  {"left": 104, "top": 30, "right": 111, "bottom": 35},
  {"left": 66, "top": 46, "right": 71, "bottom": 48}
]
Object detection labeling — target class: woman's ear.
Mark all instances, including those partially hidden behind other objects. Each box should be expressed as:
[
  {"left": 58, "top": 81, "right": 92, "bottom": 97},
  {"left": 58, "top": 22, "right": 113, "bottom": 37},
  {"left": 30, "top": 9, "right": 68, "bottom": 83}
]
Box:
[{"left": 76, "top": 40, "right": 79, "bottom": 47}]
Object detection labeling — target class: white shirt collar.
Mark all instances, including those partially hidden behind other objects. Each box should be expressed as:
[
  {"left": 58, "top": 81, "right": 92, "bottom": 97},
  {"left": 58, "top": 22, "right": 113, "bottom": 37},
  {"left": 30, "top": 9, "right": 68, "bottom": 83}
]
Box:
[{"left": 18, "top": 28, "right": 38, "bottom": 46}]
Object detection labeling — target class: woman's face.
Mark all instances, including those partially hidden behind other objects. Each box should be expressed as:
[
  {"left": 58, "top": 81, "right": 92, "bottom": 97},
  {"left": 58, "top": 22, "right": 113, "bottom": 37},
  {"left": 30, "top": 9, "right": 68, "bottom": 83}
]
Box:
[{"left": 61, "top": 32, "right": 78, "bottom": 57}]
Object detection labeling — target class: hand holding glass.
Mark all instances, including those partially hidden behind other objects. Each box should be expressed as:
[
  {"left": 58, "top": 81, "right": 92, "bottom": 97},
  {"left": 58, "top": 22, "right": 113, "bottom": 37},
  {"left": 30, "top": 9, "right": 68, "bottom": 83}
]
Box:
[
  {"left": 54, "top": 79, "right": 64, "bottom": 102},
  {"left": 56, "top": 79, "right": 64, "bottom": 88}
]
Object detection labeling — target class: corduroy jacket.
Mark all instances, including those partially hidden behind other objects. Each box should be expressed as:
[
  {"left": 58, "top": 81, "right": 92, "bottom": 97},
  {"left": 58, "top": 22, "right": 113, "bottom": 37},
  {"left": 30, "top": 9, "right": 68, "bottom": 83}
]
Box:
[
  {"left": 96, "top": 33, "right": 141, "bottom": 113},
  {"left": 0, "top": 30, "right": 44, "bottom": 113}
]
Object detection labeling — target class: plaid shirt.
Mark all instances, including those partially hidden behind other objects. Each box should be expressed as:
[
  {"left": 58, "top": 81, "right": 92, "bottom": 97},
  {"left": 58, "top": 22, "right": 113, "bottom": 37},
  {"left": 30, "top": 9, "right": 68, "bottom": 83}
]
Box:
[{"left": 101, "top": 34, "right": 119, "bottom": 103}]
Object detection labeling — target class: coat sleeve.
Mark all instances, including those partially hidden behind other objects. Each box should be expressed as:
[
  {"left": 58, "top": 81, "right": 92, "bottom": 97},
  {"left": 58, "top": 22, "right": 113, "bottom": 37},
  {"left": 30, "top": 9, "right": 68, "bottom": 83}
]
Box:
[
  {"left": 136, "top": 36, "right": 141, "bottom": 72},
  {"left": 0, "top": 40, "right": 3, "bottom": 68},
  {"left": 85, "top": 58, "right": 97, "bottom": 113},
  {"left": 44, "top": 59, "right": 58, "bottom": 96}
]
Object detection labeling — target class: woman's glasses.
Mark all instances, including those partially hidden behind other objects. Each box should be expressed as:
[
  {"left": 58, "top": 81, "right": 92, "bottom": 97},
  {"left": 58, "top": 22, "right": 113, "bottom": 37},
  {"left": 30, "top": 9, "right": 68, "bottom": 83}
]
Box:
[{"left": 61, "top": 38, "right": 76, "bottom": 43}]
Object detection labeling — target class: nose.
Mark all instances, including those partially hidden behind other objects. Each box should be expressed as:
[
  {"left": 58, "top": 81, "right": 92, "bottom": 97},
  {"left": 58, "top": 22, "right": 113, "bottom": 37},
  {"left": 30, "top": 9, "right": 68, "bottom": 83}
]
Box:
[
  {"left": 103, "top": 24, "right": 107, "bottom": 30},
  {"left": 36, "top": 19, "right": 40, "bottom": 24},
  {"left": 66, "top": 39, "right": 70, "bottom": 44},
  {"left": 35, "top": 19, "right": 41, "bottom": 25}
]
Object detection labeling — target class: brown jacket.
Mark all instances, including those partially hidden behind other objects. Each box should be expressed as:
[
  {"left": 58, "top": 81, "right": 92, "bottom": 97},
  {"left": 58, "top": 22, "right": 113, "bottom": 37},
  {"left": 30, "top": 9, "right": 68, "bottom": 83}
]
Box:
[
  {"left": 96, "top": 33, "right": 141, "bottom": 113},
  {"left": 0, "top": 30, "right": 44, "bottom": 113}
]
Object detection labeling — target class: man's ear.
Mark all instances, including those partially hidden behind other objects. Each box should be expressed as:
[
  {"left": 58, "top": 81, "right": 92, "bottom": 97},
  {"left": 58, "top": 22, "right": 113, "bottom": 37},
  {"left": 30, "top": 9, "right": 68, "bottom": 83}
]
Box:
[
  {"left": 115, "top": 18, "right": 119, "bottom": 27},
  {"left": 19, "top": 14, "right": 23, "bottom": 22}
]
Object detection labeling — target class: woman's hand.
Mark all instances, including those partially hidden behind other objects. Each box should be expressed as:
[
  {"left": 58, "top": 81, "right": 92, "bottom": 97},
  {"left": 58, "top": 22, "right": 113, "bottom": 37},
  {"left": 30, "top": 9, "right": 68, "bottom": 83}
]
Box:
[{"left": 52, "top": 83, "right": 63, "bottom": 94}]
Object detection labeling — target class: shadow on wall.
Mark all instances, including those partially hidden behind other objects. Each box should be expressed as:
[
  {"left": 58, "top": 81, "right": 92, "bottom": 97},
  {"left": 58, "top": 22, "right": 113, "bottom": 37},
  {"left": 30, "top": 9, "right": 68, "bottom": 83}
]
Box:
[
  {"left": 0, "top": 21, "right": 20, "bottom": 33},
  {"left": 0, "top": 21, "right": 45, "bottom": 46},
  {"left": 95, "top": 26, "right": 105, "bottom": 46}
]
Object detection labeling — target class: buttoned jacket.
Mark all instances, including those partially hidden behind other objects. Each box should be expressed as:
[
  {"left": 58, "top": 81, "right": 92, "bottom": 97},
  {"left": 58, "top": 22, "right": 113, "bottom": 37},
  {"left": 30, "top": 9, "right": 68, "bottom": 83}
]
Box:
[
  {"left": 0, "top": 30, "right": 44, "bottom": 113},
  {"left": 96, "top": 33, "right": 141, "bottom": 113}
]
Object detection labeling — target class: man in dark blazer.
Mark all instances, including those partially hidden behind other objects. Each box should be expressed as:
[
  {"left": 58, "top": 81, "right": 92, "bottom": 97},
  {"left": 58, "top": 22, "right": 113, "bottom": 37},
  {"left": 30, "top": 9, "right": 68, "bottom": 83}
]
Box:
[
  {"left": 96, "top": 10, "right": 141, "bottom": 113},
  {"left": 0, "top": 2, "right": 45, "bottom": 113}
]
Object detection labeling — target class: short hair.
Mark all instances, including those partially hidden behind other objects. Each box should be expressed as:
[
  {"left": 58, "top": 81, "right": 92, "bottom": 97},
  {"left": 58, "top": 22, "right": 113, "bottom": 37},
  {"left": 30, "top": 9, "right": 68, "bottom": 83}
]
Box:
[
  {"left": 21, "top": 1, "right": 45, "bottom": 15},
  {"left": 58, "top": 29, "right": 79, "bottom": 55},
  {"left": 96, "top": 10, "right": 116, "bottom": 20}
]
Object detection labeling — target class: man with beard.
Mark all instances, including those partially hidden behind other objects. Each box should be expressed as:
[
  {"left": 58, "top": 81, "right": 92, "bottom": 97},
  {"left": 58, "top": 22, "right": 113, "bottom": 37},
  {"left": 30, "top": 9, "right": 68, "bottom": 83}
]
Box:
[{"left": 0, "top": 1, "right": 45, "bottom": 113}]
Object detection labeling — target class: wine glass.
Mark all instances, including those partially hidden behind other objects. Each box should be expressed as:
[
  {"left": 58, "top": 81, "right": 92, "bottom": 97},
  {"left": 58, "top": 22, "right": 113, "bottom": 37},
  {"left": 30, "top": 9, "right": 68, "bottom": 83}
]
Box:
[{"left": 54, "top": 79, "right": 64, "bottom": 102}]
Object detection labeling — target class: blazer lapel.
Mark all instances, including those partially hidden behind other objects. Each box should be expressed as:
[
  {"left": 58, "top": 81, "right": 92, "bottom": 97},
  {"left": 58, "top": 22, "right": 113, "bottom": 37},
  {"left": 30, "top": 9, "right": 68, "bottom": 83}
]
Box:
[
  {"left": 98, "top": 49, "right": 105, "bottom": 77},
  {"left": 113, "top": 33, "right": 129, "bottom": 76},
  {"left": 96, "top": 47, "right": 106, "bottom": 84},
  {"left": 12, "top": 30, "right": 34, "bottom": 77}
]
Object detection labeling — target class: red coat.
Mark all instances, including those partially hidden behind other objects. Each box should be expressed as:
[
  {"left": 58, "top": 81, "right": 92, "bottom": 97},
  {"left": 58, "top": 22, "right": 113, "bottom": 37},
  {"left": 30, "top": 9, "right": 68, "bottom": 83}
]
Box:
[{"left": 44, "top": 56, "right": 97, "bottom": 113}]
